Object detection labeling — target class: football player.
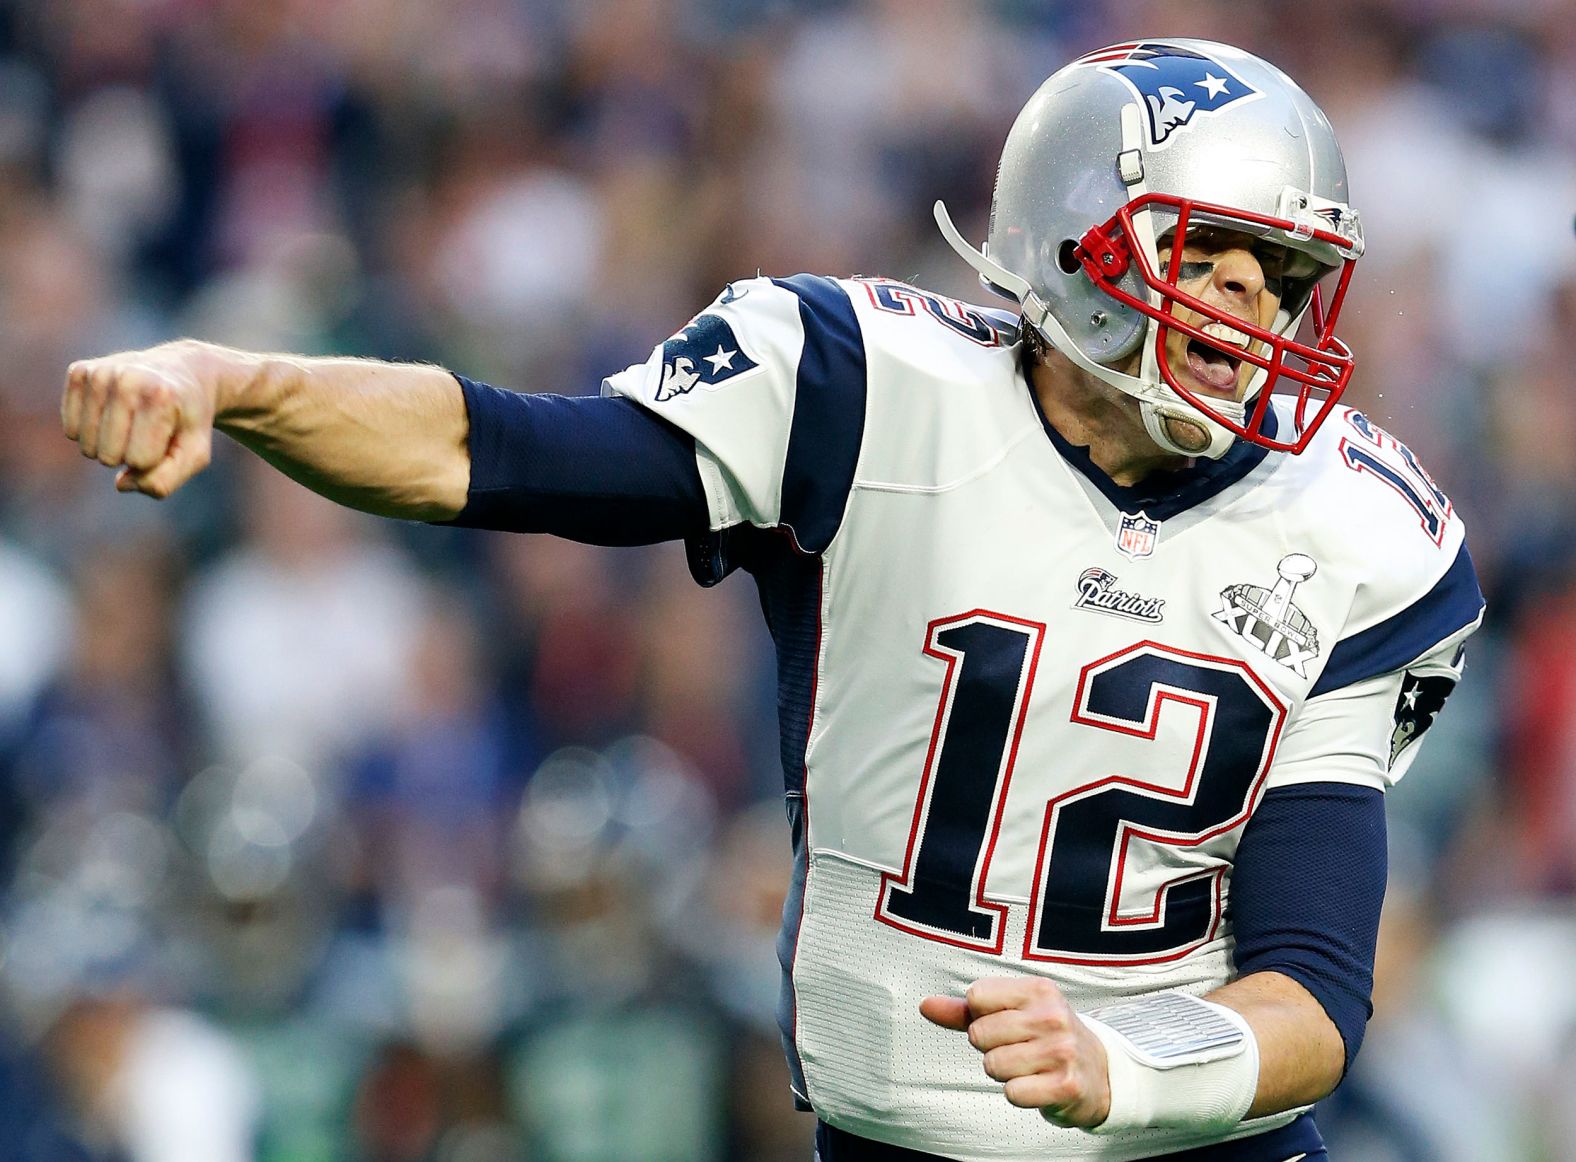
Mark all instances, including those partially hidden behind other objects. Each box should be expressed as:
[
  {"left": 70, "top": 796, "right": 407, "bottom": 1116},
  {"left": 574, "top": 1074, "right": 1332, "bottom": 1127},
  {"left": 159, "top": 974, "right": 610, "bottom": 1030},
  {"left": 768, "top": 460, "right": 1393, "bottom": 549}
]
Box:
[{"left": 62, "top": 39, "right": 1482, "bottom": 1162}]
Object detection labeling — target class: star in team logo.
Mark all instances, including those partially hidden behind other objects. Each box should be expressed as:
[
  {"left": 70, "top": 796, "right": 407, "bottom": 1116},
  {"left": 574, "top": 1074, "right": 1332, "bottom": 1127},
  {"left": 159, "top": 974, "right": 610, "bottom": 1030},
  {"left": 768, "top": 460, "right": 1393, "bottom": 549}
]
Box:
[
  {"left": 1196, "top": 73, "right": 1230, "bottom": 98},
  {"left": 654, "top": 314, "right": 760, "bottom": 402},
  {"left": 1078, "top": 43, "right": 1261, "bottom": 147},
  {"left": 1390, "top": 670, "right": 1456, "bottom": 766}
]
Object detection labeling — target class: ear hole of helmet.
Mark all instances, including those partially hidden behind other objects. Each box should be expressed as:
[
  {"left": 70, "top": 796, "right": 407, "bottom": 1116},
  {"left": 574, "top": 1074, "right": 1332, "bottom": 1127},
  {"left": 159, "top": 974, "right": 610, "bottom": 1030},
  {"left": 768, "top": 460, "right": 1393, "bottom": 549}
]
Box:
[{"left": 1056, "top": 240, "right": 1082, "bottom": 275}]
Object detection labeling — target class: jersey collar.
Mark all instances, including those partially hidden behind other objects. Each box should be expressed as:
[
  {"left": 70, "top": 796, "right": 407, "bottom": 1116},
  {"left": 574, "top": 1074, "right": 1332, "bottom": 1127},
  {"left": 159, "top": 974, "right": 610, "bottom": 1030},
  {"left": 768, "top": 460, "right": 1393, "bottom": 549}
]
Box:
[{"left": 1027, "top": 383, "right": 1277, "bottom": 522}]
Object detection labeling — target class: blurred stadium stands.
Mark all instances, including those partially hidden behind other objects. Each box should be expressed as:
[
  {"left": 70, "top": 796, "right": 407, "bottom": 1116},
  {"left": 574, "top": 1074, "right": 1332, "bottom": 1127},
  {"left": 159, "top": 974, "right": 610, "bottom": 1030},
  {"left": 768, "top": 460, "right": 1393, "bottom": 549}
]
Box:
[{"left": 1, "top": 0, "right": 1574, "bottom": 1158}]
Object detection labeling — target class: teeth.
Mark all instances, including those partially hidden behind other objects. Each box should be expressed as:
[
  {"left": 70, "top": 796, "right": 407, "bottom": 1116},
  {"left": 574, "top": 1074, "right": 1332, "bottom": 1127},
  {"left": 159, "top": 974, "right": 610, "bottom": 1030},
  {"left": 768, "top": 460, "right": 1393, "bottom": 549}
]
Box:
[{"left": 1200, "top": 322, "right": 1250, "bottom": 349}]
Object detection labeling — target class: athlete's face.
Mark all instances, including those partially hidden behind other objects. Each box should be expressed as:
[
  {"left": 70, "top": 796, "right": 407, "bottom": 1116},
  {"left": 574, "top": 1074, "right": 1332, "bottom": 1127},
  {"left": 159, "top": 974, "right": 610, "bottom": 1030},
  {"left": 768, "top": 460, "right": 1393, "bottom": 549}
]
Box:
[
  {"left": 1102, "top": 227, "right": 1308, "bottom": 457},
  {"left": 1148, "top": 227, "right": 1291, "bottom": 403}
]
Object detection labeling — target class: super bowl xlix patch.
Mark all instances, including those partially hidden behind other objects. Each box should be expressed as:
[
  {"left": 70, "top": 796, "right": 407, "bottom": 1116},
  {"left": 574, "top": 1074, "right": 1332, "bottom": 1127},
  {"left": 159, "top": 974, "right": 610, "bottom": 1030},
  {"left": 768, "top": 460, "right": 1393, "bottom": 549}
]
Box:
[{"left": 1213, "top": 554, "right": 1322, "bottom": 677}]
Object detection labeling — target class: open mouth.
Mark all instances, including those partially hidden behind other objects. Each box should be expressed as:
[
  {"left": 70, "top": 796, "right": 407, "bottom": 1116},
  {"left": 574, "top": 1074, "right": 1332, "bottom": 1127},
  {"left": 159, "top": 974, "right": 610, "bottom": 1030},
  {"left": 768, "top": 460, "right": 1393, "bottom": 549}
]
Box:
[{"left": 1184, "top": 322, "right": 1249, "bottom": 391}]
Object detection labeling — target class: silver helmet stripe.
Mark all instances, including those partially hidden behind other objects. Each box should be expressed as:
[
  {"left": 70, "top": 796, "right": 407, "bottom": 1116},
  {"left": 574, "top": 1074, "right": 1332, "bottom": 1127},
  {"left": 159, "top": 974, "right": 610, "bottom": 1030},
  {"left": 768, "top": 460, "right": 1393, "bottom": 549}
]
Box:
[{"left": 1116, "top": 101, "right": 1242, "bottom": 460}]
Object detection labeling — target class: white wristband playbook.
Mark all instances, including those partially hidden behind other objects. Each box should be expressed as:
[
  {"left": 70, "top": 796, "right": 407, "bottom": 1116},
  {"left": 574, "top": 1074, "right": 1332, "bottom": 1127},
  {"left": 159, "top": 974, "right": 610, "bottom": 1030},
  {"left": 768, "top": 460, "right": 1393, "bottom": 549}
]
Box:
[{"left": 1064, "top": 991, "right": 1261, "bottom": 1135}]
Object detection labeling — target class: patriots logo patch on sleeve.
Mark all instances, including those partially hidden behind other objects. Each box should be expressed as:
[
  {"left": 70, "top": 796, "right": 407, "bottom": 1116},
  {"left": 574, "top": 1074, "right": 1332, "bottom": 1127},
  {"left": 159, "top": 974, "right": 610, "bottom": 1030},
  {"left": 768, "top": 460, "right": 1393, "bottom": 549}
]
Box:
[
  {"left": 1390, "top": 670, "right": 1457, "bottom": 766},
  {"left": 655, "top": 314, "right": 760, "bottom": 402},
  {"left": 1077, "top": 42, "right": 1260, "bottom": 147}
]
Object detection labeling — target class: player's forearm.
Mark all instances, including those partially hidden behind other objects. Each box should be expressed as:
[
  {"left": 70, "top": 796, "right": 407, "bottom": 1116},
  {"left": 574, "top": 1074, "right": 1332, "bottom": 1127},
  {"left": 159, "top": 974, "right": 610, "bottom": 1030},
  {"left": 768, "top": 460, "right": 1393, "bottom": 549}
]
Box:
[
  {"left": 212, "top": 346, "right": 470, "bottom": 520},
  {"left": 1206, "top": 970, "right": 1345, "bottom": 1118}
]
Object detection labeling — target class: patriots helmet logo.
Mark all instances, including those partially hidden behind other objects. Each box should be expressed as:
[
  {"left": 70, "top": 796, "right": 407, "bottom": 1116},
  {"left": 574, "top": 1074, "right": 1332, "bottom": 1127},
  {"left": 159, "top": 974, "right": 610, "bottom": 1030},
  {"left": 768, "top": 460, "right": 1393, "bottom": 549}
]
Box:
[
  {"left": 655, "top": 313, "right": 760, "bottom": 402},
  {"left": 1078, "top": 42, "right": 1261, "bottom": 148}
]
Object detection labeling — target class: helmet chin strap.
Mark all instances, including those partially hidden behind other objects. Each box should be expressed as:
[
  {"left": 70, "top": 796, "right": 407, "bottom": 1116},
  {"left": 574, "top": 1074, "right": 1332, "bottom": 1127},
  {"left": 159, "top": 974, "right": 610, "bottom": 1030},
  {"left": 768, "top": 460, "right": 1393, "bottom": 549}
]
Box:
[
  {"left": 1139, "top": 397, "right": 1238, "bottom": 459},
  {"left": 1135, "top": 313, "right": 1241, "bottom": 460},
  {"left": 934, "top": 200, "right": 1245, "bottom": 461}
]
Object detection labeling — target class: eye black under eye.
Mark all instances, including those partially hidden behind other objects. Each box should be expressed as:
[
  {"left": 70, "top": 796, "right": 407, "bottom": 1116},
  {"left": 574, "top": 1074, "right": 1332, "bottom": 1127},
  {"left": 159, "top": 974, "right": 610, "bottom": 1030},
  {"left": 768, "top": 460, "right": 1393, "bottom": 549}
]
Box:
[{"left": 1177, "top": 260, "right": 1214, "bottom": 281}]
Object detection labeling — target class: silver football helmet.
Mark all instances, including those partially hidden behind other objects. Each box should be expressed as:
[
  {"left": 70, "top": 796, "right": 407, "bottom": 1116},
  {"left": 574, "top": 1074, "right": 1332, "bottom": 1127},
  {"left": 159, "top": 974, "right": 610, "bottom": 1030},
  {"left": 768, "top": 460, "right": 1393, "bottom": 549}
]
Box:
[{"left": 937, "top": 39, "right": 1364, "bottom": 458}]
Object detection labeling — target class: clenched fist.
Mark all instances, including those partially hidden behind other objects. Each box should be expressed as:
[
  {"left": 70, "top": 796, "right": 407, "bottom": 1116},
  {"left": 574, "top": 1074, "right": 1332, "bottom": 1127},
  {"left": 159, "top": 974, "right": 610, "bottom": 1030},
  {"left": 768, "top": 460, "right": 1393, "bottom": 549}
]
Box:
[
  {"left": 921, "top": 977, "right": 1112, "bottom": 1129},
  {"left": 61, "top": 339, "right": 236, "bottom": 499},
  {"left": 63, "top": 343, "right": 470, "bottom": 520}
]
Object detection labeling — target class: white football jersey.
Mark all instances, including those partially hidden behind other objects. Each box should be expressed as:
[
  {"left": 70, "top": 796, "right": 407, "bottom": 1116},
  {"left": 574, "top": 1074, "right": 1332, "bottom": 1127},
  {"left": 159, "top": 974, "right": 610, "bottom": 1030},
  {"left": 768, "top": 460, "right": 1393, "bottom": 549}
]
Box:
[{"left": 605, "top": 275, "right": 1483, "bottom": 1161}]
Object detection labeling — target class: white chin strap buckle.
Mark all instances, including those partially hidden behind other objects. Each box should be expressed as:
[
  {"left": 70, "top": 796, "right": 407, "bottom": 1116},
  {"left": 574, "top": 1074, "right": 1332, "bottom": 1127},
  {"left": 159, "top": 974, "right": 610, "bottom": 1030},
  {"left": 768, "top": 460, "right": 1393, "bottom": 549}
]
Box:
[{"left": 1141, "top": 400, "right": 1239, "bottom": 460}]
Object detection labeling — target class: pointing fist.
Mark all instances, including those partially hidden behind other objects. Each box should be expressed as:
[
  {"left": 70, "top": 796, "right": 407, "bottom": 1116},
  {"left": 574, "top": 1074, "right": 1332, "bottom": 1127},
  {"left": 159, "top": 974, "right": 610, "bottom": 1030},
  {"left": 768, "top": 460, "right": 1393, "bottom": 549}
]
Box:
[{"left": 61, "top": 340, "right": 231, "bottom": 499}]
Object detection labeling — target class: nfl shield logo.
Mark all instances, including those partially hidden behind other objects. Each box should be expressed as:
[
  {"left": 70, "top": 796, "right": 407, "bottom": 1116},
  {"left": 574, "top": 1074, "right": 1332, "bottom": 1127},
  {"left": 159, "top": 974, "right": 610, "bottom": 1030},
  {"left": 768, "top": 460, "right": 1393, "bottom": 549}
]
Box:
[{"left": 1115, "top": 511, "right": 1160, "bottom": 560}]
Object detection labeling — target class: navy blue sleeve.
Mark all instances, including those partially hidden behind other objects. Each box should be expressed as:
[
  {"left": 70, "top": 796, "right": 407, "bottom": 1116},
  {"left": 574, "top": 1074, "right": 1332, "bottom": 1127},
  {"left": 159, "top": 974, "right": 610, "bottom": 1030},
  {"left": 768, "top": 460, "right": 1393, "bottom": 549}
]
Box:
[
  {"left": 1231, "top": 781, "right": 1387, "bottom": 1073},
  {"left": 445, "top": 375, "right": 710, "bottom": 546}
]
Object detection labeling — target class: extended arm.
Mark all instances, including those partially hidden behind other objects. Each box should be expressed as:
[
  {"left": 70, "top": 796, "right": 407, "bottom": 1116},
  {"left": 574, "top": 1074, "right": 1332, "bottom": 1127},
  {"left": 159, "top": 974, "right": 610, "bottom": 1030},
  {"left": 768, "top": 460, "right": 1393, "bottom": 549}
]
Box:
[
  {"left": 62, "top": 341, "right": 470, "bottom": 519},
  {"left": 61, "top": 343, "right": 710, "bottom": 543}
]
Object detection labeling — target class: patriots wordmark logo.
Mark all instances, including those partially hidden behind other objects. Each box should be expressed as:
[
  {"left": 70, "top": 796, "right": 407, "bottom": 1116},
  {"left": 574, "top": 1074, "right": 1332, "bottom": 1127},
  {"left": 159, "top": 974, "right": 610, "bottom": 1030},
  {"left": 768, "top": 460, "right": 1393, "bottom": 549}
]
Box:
[
  {"left": 1115, "top": 511, "right": 1161, "bottom": 560},
  {"left": 1390, "top": 670, "right": 1457, "bottom": 767},
  {"left": 1079, "top": 42, "right": 1261, "bottom": 148},
  {"left": 655, "top": 314, "right": 760, "bottom": 402},
  {"left": 1073, "top": 568, "right": 1166, "bottom": 624},
  {"left": 1213, "top": 554, "right": 1322, "bottom": 677}
]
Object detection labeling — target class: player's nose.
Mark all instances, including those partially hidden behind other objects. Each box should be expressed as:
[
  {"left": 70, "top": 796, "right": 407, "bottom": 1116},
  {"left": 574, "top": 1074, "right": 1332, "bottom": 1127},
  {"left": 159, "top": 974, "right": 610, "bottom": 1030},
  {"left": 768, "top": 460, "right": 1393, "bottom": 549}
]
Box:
[{"left": 1207, "top": 246, "right": 1265, "bottom": 305}]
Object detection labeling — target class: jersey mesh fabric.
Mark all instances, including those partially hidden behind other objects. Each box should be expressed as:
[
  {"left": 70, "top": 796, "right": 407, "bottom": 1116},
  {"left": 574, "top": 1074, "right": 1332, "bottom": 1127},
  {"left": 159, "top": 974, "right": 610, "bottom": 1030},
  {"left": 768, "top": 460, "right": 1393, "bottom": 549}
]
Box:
[
  {"left": 796, "top": 854, "right": 1304, "bottom": 1161},
  {"left": 816, "top": 1114, "right": 1327, "bottom": 1160}
]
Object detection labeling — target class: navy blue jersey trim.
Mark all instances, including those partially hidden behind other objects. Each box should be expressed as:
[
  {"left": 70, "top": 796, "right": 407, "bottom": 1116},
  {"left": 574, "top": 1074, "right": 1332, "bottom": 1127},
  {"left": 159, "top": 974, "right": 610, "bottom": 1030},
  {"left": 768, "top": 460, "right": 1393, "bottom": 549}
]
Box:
[
  {"left": 743, "top": 534, "right": 823, "bottom": 797},
  {"left": 778, "top": 792, "right": 812, "bottom": 1106},
  {"left": 1309, "top": 542, "right": 1483, "bottom": 697},
  {"left": 771, "top": 274, "right": 868, "bottom": 554},
  {"left": 1232, "top": 782, "right": 1385, "bottom": 1072},
  {"left": 1027, "top": 380, "right": 1275, "bottom": 522},
  {"left": 741, "top": 536, "right": 824, "bottom": 1106},
  {"left": 446, "top": 376, "right": 709, "bottom": 545},
  {"left": 815, "top": 1114, "right": 1325, "bottom": 1160}
]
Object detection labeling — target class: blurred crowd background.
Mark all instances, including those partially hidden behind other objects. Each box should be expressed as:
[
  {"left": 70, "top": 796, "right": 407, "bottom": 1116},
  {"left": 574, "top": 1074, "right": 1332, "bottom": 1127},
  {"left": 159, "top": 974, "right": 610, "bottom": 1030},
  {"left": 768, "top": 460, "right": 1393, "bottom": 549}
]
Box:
[{"left": 0, "top": 0, "right": 1573, "bottom": 1158}]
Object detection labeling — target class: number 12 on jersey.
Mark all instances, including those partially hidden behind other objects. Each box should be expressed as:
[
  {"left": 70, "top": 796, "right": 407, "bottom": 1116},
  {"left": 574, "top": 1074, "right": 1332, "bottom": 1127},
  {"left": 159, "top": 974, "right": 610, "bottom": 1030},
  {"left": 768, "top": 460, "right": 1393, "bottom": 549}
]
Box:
[{"left": 876, "top": 611, "right": 1287, "bottom": 965}]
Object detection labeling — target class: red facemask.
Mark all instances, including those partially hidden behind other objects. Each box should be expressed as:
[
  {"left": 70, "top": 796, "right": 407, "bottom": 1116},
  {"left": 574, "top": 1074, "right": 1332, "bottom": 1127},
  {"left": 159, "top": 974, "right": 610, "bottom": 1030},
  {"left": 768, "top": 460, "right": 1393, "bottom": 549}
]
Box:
[{"left": 1076, "top": 192, "right": 1359, "bottom": 454}]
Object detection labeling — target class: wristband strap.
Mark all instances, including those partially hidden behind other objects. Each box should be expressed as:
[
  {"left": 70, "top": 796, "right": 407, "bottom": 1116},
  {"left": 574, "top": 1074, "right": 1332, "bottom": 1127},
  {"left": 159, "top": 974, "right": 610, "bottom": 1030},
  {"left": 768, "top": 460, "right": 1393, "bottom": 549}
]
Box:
[{"left": 1068, "top": 991, "right": 1260, "bottom": 1135}]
